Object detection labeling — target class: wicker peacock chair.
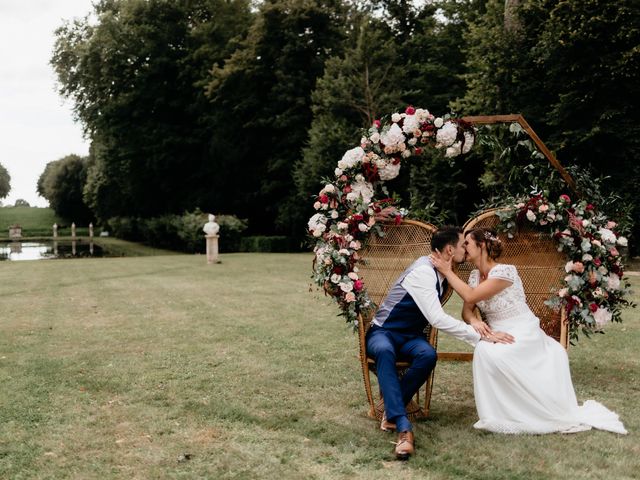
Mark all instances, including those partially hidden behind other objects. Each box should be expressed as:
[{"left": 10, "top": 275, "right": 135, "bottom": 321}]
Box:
[{"left": 356, "top": 219, "right": 448, "bottom": 420}]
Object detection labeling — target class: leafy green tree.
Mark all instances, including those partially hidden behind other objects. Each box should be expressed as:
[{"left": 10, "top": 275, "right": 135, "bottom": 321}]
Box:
[
  {"left": 294, "top": 19, "right": 405, "bottom": 208},
  {"left": 51, "top": 0, "right": 252, "bottom": 221},
  {"left": 460, "top": 0, "right": 640, "bottom": 249},
  {"left": 206, "top": 0, "right": 348, "bottom": 235},
  {"left": 37, "top": 155, "right": 94, "bottom": 223},
  {"left": 0, "top": 163, "right": 10, "bottom": 199},
  {"left": 14, "top": 199, "right": 30, "bottom": 207}
]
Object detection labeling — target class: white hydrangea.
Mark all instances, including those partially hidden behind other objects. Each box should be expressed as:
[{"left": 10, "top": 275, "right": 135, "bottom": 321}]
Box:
[
  {"left": 338, "top": 146, "right": 364, "bottom": 170},
  {"left": 379, "top": 162, "right": 401, "bottom": 181},
  {"left": 445, "top": 141, "right": 462, "bottom": 158},
  {"left": 598, "top": 228, "right": 616, "bottom": 244},
  {"left": 607, "top": 275, "right": 621, "bottom": 290},
  {"left": 348, "top": 178, "right": 374, "bottom": 204},
  {"left": 436, "top": 121, "right": 457, "bottom": 147},
  {"left": 593, "top": 307, "right": 612, "bottom": 326},
  {"left": 380, "top": 123, "right": 405, "bottom": 148},
  {"left": 461, "top": 131, "right": 474, "bottom": 154},
  {"left": 402, "top": 114, "right": 420, "bottom": 134}
]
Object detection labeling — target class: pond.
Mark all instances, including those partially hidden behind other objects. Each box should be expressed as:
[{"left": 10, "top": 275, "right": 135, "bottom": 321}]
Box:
[{"left": 0, "top": 240, "right": 111, "bottom": 261}]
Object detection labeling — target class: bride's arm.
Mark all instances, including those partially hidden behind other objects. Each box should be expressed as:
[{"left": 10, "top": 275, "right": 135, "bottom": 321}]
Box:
[
  {"left": 431, "top": 256, "right": 511, "bottom": 304},
  {"left": 462, "top": 301, "right": 493, "bottom": 336}
]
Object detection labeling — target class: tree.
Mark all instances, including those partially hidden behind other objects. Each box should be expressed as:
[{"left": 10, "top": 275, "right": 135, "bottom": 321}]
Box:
[
  {"left": 293, "top": 18, "right": 405, "bottom": 216},
  {"left": 460, "top": 0, "right": 640, "bottom": 247},
  {"left": 14, "top": 199, "right": 30, "bottom": 207},
  {"left": 206, "top": 0, "right": 348, "bottom": 235},
  {"left": 38, "top": 154, "right": 94, "bottom": 223},
  {"left": 51, "top": 0, "right": 252, "bottom": 221},
  {"left": 0, "top": 163, "right": 10, "bottom": 199}
]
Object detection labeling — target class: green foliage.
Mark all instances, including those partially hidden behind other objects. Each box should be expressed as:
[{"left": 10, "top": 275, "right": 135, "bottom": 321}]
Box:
[
  {"left": 460, "top": 0, "right": 640, "bottom": 251},
  {"left": 13, "top": 199, "right": 30, "bottom": 207},
  {"left": 52, "top": 0, "right": 252, "bottom": 220},
  {"left": 0, "top": 163, "right": 10, "bottom": 199},
  {"left": 106, "top": 211, "right": 249, "bottom": 253},
  {"left": 293, "top": 18, "right": 405, "bottom": 229},
  {"left": 206, "top": 0, "right": 348, "bottom": 237},
  {"left": 37, "top": 154, "right": 94, "bottom": 223},
  {"left": 238, "top": 235, "right": 295, "bottom": 252}
]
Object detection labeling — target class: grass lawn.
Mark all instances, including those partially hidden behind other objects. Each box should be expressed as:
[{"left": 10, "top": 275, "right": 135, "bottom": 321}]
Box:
[
  {"left": 0, "top": 207, "right": 64, "bottom": 237},
  {"left": 0, "top": 253, "right": 637, "bottom": 479}
]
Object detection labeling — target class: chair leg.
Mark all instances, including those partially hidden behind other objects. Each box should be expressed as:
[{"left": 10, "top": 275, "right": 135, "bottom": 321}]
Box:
[{"left": 361, "top": 358, "right": 377, "bottom": 418}]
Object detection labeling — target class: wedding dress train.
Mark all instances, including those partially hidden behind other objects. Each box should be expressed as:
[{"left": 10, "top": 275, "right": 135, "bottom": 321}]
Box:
[{"left": 470, "top": 264, "right": 627, "bottom": 435}]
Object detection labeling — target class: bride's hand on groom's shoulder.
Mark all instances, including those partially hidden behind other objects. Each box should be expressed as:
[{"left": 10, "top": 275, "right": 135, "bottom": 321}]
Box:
[{"left": 430, "top": 251, "right": 452, "bottom": 274}]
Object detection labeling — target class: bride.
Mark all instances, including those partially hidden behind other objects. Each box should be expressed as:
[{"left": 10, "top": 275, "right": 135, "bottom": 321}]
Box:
[{"left": 432, "top": 228, "right": 627, "bottom": 435}]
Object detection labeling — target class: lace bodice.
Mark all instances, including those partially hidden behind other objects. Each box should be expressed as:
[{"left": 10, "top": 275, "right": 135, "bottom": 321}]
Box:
[{"left": 469, "top": 264, "right": 529, "bottom": 322}]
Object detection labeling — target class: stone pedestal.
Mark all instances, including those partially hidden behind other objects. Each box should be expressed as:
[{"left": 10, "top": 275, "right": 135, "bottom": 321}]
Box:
[
  {"left": 205, "top": 235, "right": 221, "bottom": 264},
  {"left": 9, "top": 225, "right": 22, "bottom": 239}
]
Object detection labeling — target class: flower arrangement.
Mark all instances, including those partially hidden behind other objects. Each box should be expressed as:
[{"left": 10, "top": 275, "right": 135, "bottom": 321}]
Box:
[
  {"left": 309, "top": 106, "right": 476, "bottom": 325},
  {"left": 496, "top": 192, "right": 635, "bottom": 339}
]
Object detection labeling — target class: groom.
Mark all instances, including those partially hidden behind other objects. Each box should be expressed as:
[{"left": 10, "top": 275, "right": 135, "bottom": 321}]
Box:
[{"left": 365, "top": 226, "right": 514, "bottom": 459}]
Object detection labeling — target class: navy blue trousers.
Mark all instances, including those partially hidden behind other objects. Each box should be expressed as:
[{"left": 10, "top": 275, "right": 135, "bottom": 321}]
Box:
[{"left": 366, "top": 326, "right": 437, "bottom": 432}]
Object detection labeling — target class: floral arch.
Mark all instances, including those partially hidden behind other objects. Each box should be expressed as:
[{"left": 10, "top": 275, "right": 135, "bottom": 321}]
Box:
[{"left": 308, "top": 108, "right": 634, "bottom": 340}]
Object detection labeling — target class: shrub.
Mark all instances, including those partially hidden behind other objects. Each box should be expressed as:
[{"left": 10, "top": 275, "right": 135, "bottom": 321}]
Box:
[
  {"left": 106, "top": 211, "right": 248, "bottom": 253},
  {"left": 239, "top": 236, "right": 292, "bottom": 253}
]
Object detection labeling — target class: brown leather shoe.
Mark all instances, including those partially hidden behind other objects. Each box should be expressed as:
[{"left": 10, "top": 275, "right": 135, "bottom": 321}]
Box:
[
  {"left": 394, "top": 431, "right": 415, "bottom": 460},
  {"left": 380, "top": 412, "right": 396, "bottom": 432}
]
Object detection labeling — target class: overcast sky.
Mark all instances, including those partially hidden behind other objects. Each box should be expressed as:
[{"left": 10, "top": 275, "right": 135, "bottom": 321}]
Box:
[{"left": 0, "top": 0, "right": 95, "bottom": 207}]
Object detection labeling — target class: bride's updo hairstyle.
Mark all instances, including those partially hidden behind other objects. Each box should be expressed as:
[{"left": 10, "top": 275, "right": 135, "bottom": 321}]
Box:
[{"left": 466, "top": 228, "right": 503, "bottom": 260}]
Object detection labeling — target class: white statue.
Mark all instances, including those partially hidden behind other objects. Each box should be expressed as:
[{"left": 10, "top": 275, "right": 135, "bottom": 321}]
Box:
[{"left": 203, "top": 214, "right": 220, "bottom": 236}]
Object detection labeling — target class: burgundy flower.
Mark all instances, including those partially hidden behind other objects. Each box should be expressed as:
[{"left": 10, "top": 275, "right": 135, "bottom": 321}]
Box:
[
  {"left": 373, "top": 119, "right": 381, "bottom": 129},
  {"left": 589, "top": 303, "right": 598, "bottom": 313},
  {"left": 405, "top": 106, "right": 416, "bottom": 115}
]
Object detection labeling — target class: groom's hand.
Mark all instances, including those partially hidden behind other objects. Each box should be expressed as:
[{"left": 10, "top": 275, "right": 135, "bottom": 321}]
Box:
[{"left": 482, "top": 331, "right": 515, "bottom": 344}]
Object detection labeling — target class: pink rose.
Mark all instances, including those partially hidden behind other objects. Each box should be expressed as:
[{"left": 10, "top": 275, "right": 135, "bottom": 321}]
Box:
[
  {"left": 572, "top": 261, "right": 585, "bottom": 273},
  {"left": 372, "top": 120, "right": 381, "bottom": 129},
  {"left": 345, "top": 292, "right": 356, "bottom": 302},
  {"left": 559, "top": 194, "right": 571, "bottom": 203},
  {"left": 405, "top": 106, "right": 416, "bottom": 115},
  {"left": 320, "top": 194, "right": 329, "bottom": 204},
  {"left": 610, "top": 247, "right": 619, "bottom": 257},
  {"left": 354, "top": 280, "right": 364, "bottom": 291},
  {"left": 606, "top": 221, "right": 617, "bottom": 229}
]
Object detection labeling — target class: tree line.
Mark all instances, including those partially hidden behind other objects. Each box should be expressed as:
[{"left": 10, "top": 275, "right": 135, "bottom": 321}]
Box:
[{"left": 41, "top": 0, "right": 639, "bottom": 251}]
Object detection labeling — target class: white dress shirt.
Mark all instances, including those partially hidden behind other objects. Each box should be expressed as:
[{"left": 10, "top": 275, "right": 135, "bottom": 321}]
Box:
[{"left": 401, "top": 260, "right": 481, "bottom": 346}]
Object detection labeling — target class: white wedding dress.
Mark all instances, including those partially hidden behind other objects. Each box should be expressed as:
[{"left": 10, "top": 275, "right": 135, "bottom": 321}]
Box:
[{"left": 470, "top": 264, "right": 627, "bottom": 435}]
